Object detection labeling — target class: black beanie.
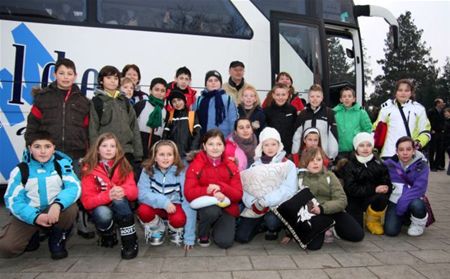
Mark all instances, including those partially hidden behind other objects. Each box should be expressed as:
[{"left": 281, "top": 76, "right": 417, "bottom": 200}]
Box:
[
  {"left": 204, "top": 70, "right": 222, "bottom": 86},
  {"left": 168, "top": 89, "right": 186, "bottom": 105},
  {"left": 150, "top": 77, "right": 167, "bottom": 90}
]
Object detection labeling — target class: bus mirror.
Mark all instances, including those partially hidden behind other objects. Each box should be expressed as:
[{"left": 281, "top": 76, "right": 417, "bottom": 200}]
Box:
[
  {"left": 346, "top": 48, "right": 354, "bottom": 59},
  {"left": 389, "top": 25, "right": 399, "bottom": 50}
]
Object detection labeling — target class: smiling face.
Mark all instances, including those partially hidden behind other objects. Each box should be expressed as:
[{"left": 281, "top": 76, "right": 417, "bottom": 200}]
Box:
[
  {"left": 277, "top": 74, "right": 292, "bottom": 87},
  {"left": 242, "top": 89, "right": 257, "bottom": 108},
  {"left": 121, "top": 82, "right": 134, "bottom": 99},
  {"left": 395, "top": 83, "right": 412, "bottom": 104},
  {"left": 151, "top": 83, "right": 166, "bottom": 100},
  {"left": 54, "top": 65, "right": 77, "bottom": 91},
  {"left": 235, "top": 119, "right": 253, "bottom": 140},
  {"left": 307, "top": 152, "right": 323, "bottom": 174},
  {"left": 396, "top": 141, "right": 415, "bottom": 164},
  {"left": 98, "top": 138, "right": 117, "bottom": 161},
  {"left": 262, "top": 139, "right": 280, "bottom": 157},
  {"left": 356, "top": 141, "right": 373, "bottom": 157},
  {"left": 125, "top": 68, "right": 140, "bottom": 85},
  {"left": 340, "top": 89, "right": 355, "bottom": 108},
  {"left": 155, "top": 145, "right": 175, "bottom": 170},
  {"left": 29, "top": 139, "right": 55, "bottom": 163},
  {"left": 309, "top": 90, "right": 323, "bottom": 109},
  {"left": 203, "top": 136, "right": 225, "bottom": 159},
  {"left": 272, "top": 87, "right": 289, "bottom": 106}
]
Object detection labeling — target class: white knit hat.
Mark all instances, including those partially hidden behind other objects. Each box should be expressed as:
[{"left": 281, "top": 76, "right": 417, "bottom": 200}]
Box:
[
  {"left": 255, "top": 127, "right": 284, "bottom": 158},
  {"left": 353, "top": 132, "right": 374, "bottom": 150}
]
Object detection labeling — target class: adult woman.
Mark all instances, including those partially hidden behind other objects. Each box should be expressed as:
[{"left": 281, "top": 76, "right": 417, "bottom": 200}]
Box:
[{"left": 225, "top": 117, "right": 258, "bottom": 171}]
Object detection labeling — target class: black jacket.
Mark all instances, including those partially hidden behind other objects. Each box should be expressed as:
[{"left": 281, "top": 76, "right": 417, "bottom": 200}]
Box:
[
  {"left": 335, "top": 155, "right": 392, "bottom": 198},
  {"left": 263, "top": 103, "right": 297, "bottom": 153},
  {"left": 238, "top": 104, "right": 266, "bottom": 138},
  {"left": 427, "top": 107, "right": 445, "bottom": 133}
]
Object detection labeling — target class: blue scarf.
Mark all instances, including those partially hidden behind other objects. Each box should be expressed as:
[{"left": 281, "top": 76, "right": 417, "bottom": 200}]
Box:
[{"left": 199, "top": 89, "right": 226, "bottom": 134}]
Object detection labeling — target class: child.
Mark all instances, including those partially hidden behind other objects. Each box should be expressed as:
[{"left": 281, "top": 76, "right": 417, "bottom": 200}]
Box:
[
  {"left": 137, "top": 140, "right": 196, "bottom": 249},
  {"left": 333, "top": 87, "right": 372, "bottom": 159},
  {"left": 195, "top": 70, "right": 238, "bottom": 137},
  {"left": 292, "top": 127, "right": 329, "bottom": 167},
  {"left": 335, "top": 132, "right": 392, "bottom": 235},
  {"left": 80, "top": 132, "right": 139, "bottom": 259},
  {"left": 165, "top": 66, "right": 197, "bottom": 112},
  {"left": 298, "top": 147, "right": 363, "bottom": 250},
  {"left": 292, "top": 84, "right": 338, "bottom": 162},
  {"left": 135, "top": 77, "right": 168, "bottom": 158},
  {"left": 120, "top": 77, "right": 135, "bottom": 103},
  {"left": 236, "top": 127, "right": 297, "bottom": 243},
  {"left": 184, "top": 129, "right": 243, "bottom": 248},
  {"left": 383, "top": 136, "right": 429, "bottom": 237},
  {"left": 89, "top": 65, "right": 143, "bottom": 165},
  {"left": 237, "top": 85, "right": 266, "bottom": 138},
  {"left": 122, "top": 64, "right": 148, "bottom": 103},
  {"left": 225, "top": 117, "right": 258, "bottom": 171},
  {"left": 0, "top": 131, "right": 80, "bottom": 259},
  {"left": 162, "top": 90, "right": 201, "bottom": 158},
  {"left": 262, "top": 72, "right": 304, "bottom": 114},
  {"left": 263, "top": 83, "right": 297, "bottom": 154}
]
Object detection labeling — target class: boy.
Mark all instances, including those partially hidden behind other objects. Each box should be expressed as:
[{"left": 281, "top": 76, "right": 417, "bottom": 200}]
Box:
[
  {"left": 222, "top": 60, "right": 252, "bottom": 104},
  {"left": 163, "top": 89, "right": 201, "bottom": 157},
  {"left": 24, "top": 58, "right": 92, "bottom": 239},
  {"left": 292, "top": 84, "right": 338, "bottom": 161},
  {"left": 263, "top": 83, "right": 297, "bottom": 154},
  {"left": 165, "top": 66, "right": 197, "bottom": 112},
  {"left": 0, "top": 131, "right": 80, "bottom": 259}
]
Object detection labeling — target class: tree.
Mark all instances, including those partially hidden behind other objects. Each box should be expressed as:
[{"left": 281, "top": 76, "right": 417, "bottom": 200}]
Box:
[
  {"left": 327, "top": 36, "right": 355, "bottom": 86},
  {"left": 368, "top": 11, "right": 438, "bottom": 108},
  {"left": 436, "top": 57, "right": 450, "bottom": 102}
]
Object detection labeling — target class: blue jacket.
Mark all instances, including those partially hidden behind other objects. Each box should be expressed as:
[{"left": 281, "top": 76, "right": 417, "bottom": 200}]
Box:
[
  {"left": 4, "top": 150, "right": 81, "bottom": 225},
  {"left": 137, "top": 165, "right": 196, "bottom": 245}
]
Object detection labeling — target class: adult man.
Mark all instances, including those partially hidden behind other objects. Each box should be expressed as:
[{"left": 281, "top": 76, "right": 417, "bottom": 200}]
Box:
[
  {"left": 427, "top": 98, "right": 446, "bottom": 171},
  {"left": 222, "top": 60, "right": 252, "bottom": 103}
]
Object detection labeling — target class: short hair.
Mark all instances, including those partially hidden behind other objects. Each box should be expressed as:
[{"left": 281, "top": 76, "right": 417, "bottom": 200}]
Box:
[
  {"left": 339, "top": 86, "right": 356, "bottom": 98},
  {"left": 237, "top": 85, "right": 261, "bottom": 106},
  {"left": 395, "top": 136, "right": 415, "bottom": 149},
  {"left": 55, "top": 58, "right": 76, "bottom": 74},
  {"left": 150, "top": 77, "right": 167, "bottom": 90},
  {"left": 175, "top": 66, "right": 192, "bottom": 79},
  {"left": 309, "top": 84, "right": 323, "bottom": 93},
  {"left": 201, "top": 128, "right": 226, "bottom": 147},
  {"left": 27, "top": 130, "right": 55, "bottom": 146},
  {"left": 98, "top": 65, "right": 121, "bottom": 88},
  {"left": 121, "top": 64, "right": 141, "bottom": 82},
  {"left": 234, "top": 116, "right": 252, "bottom": 131}
]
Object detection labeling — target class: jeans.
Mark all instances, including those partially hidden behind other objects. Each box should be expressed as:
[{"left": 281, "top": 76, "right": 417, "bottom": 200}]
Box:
[
  {"left": 91, "top": 199, "right": 133, "bottom": 231},
  {"left": 384, "top": 199, "right": 427, "bottom": 236},
  {"left": 235, "top": 212, "right": 282, "bottom": 243}
]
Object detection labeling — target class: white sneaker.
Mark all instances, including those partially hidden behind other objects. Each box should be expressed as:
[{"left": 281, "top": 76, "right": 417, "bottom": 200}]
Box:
[
  {"left": 168, "top": 225, "right": 184, "bottom": 246},
  {"left": 408, "top": 214, "right": 428, "bottom": 236},
  {"left": 140, "top": 216, "right": 166, "bottom": 245}
]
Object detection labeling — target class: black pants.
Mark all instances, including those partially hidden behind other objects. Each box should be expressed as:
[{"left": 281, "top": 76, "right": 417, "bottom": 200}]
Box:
[
  {"left": 346, "top": 194, "right": 389, "bottom": 228},
  {"left": 429, "top": 132, "right": 445, "bottom": 169},
  {"left": 307, "top": 212, "right": 364, "bottom": 250},
  {"left": 198, "top": 206, "right": 235, "bottom": 249},
  {"left": 235, "top": 212, "right": 282, "bottom": 243}
]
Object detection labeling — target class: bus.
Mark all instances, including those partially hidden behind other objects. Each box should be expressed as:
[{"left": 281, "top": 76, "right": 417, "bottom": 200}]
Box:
[{"left": 0, "top": 0, "right": 398, "bottom": 184}]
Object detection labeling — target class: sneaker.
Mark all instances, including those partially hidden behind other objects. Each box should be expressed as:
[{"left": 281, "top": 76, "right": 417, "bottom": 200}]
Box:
[
  {"left": 324, "top": 228, "right": 334, "bottom": 243},
  {"left": 264, "top": 231, "right": 278, "bottom": 241},
  {"left": 168, "top": 226, "right": 184, "bottom": 246},
  {"left": 198, "top": 236, "right": 210, "bottom": 247}
]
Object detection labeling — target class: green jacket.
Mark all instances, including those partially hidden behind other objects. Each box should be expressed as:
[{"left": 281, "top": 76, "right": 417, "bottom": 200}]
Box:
[
  {"left": 302, "top": 171, "right": 347, "bottom": 215},
  {"left": 333, "top": 103, "right": 372, "bottom": 153}
]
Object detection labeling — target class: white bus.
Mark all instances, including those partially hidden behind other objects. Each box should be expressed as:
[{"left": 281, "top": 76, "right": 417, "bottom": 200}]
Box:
[{"left": 0, "top": 0, "right": 398, "bottom": 184}]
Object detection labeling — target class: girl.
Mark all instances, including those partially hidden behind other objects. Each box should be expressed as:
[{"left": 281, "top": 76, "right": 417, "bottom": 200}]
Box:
[
  {"left": 80, "top": 132, "right": 139, "bottom": 260},
  {"left": 292, "top": 127, "right": 329, "bottom": 167},
  {"left": 236, "top": 127, "right": 297, "bottom": 243},
  {"left": 373, "top": 79, "right": 431, "bottom": 159},
  {"left": 335, "top": 132, "right": 392, "bottom": 235},
  {"left": 225, "top": 117, "right": 258, "bottom": 171},
  {"left": 184, "top": 129, "right": 243, "bottom": 248},
  {"left": 89, "top": 65, "right": 143, "bottom": 164},
  {"left": 122, "top": 64, "right": 149, "bottom": 103},
  {"left": 383, "top": 136, "right": 429, "bottom": 236},
  {"left": 333, "top": 87, "right": 372, "bottom": 159},
  {"left": 263, "top": 83, "right": 297, "bottom": 154},
  {"left": 135, "top": 77, "right": 167, "bottom": 158},
  {"left": 262, "top": 72, "right": 304, "bottom": 113},
  {"left": 299, "top": 147, "right": 363, "bottom": 250},
  {"left": 137, "top": 140, "right": 197, "bottom": 249},
  {"left": 195, "top": 70, "right": 238, "bottom": 138},
  {"left": 120, "top": 77, "right": 135, "bottom": 103},
  {"left": 237, "top": 85, "right": 266, "bottom": 137}
]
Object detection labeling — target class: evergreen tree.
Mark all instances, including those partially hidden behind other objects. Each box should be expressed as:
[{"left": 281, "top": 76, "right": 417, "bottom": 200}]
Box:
[
  {"left": 368, "top": 11, "right": 438, "bottom": 108},
  {"left": 327, "top": 36, "right": 355, "bottom": 86},
  {"left": 437, "top": 57, "right": 450, "bottom": 102}
]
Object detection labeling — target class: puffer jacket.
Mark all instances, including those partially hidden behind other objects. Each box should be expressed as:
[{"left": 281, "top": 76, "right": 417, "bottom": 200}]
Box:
[
  {"left": 25, "top": 82, "right": 90, "bottom": 159},
  {"left": 335, "top": 154, "right": 392, "bottom": 198},
  {"left": 89, "top": 89, "right": 143, "bottom": 161},
  {"left": 165, "top": 81, "right": 197, "bottom": 112},
  {"left": 4, "top": 150, "right": 81, "bottom": 225},
  {"left": 237, "top": 104, "right": 266, "bottom": 138},
  {"left": 184, "top": 151, "right": 243, "bottom": 217},
  {"left": 264, "top": 102, "right": 297, "bottom": 154}
]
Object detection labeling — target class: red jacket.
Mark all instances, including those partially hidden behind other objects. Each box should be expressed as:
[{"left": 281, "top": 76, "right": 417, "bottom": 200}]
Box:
[
  {"left": 80, "top": 160, "right": 138, "bottom": 211},
  {"left": 165, "top": 81, "right": 197, "bottom": 112},
  {"left": 184, "top": 151, "right": 243, "bottom": 217}
]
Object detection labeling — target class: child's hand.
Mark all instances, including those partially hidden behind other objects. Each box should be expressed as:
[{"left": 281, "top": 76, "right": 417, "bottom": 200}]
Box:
[
  {"left": 47, "top": 203, "right": 61, "bottom": 225},
  {"left": 166, "top": 203, "right": 176, "bottom": 214},
  {"left": 36, "top": 214, "right": 51, "bottom": 227},
  {"left": 310, "top": 206, "right": 321, "bottom": 215},
  {"left": 207, "top": 184, "right": 221, "bottom": 194},
  {"left": 375, "top": 185, "right": 389, "bottom": 194},
  {"left": 110, "top": 186, "right": 125, "bottom": 200},
  {"left": 214, "top": 192, "right": 225, "bottom": 202}
]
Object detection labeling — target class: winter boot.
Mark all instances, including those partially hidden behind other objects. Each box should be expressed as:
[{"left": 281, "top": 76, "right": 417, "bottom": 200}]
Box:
[
  {"left": 143, "top": 216, "right": 166, "bottom": 246},
  {"left": 117, "top": 215, "right": 138, "bottom": 260},
  {"left": 97, "top": 224, "right": 118, "bottom": 248},
  {"left": 24, "top": 231, "right": 40, "bottom": 252},
  {"left": 365, "top": 205, "right": 385, "bottom": 235},
  {"left": 48, "top": 226, "right": 70, "bottom": 260},
  {"left": 408, "top": 214, "right": 428, "bottom": 236},
  {"left": 77, "top": 209, "right": 95, "bottom": 239},
  {"left": 168, "top": 224, "right": 184, "bottom": 246}
]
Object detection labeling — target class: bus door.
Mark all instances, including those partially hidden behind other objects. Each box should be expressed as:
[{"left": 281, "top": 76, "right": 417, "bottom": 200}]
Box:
[{"left": 270, "top": 12, "right": 327, "bottom": 104}]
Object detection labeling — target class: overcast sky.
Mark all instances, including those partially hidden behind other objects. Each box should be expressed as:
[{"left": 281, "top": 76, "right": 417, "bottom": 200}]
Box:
[{"left": 354, "top": 0, "right": 450, "bottom": 86}]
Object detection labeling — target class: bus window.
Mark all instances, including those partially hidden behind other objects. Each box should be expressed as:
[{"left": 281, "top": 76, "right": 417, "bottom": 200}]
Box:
[
  {"left": 251, "top": 0, "right": 307, "bottom": 19},
  {"left": 97, "top": 0, "right": 253, "bottom": 38},
  {"left": 0, "top": 0, "right": 86, "bottom": 22},
  {"left": 320, "top": 0, "right": 356, "bottom": 25}
]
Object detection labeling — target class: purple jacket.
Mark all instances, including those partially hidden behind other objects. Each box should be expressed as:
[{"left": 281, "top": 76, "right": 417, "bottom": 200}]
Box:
[{"left": 384, "top": 152, "right": 429, "bottom": 216}]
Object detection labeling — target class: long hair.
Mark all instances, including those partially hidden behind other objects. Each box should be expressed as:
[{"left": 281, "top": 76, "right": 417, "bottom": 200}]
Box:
[
  {"left": 299, "top": 147, "right": 327, "bottom": 169},
  {"left": 81, "top": 132, "right": 132, "bottom": 182},
  {"left": 394, "top": 79, "right": 416, "bottom": 101},
  {"left": 141, "top": 140, "right": 184, "bottom": 176},
  {"left": 299, "top": 128, "right": 323, "bottom": 153}
]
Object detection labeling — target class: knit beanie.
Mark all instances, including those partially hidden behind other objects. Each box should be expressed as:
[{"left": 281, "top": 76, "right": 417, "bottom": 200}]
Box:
[
  {"left": 254, "top": 127, "right": 284, "bottom": 159},
  {"left": 205, "top": 70, "right": 222, "bottom": 86},
  {"left": 353, "top": 132, "right": 374, "bottom": 150},
  {"left": 168, "top": 89, "right": 186, "bottom": 105}
]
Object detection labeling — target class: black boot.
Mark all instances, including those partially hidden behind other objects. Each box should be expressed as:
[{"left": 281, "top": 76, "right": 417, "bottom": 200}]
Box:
[
  {"left": 116, "top": 215, "right": 138, "bottom": 260},
  {"left": 97, "top": 225, "right": 118, "bottom": 248},
  {"left": 25, "top": 231, "right": 40, "bottom": 252},
  {"left": 48, "top": 226, "right": 70, "bottom": 260}
]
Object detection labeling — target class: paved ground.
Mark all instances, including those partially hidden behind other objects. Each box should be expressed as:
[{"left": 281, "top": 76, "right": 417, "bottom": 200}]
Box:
[{"left": 0, "top": 170, "right": 449, "bottom": 279}]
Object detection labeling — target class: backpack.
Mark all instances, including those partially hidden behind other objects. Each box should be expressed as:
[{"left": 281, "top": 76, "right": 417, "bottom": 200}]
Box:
[
  {"left": 93, "top": 96, "right": 131, "bottom": 120},
  {"left": 167, "top": 110, "right": 196, "bottom": 135},
  {"left": 17, "top": 153, "right": 64, "bottom": 185}
]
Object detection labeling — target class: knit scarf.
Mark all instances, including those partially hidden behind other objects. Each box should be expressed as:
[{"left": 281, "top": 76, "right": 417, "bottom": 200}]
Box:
[
  {"left": 199, "top": 89, "right": 226, "bottom": 134},
  {"left": 355, "top": 154, "right": 374, "bottom": 164},
  {"left": 146, "top": 95, "right": 164, "bottom": 128},
  {"left": 232, "top": 132, "right": 257, "bottom": 165},
  {"left": 261, "top": 154, "right": 274, "bottom": 164}
]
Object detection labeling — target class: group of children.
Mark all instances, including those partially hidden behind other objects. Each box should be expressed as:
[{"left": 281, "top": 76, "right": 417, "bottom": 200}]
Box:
[{"left": 0, "top": 58, "right": 433, "bottom": 261}]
